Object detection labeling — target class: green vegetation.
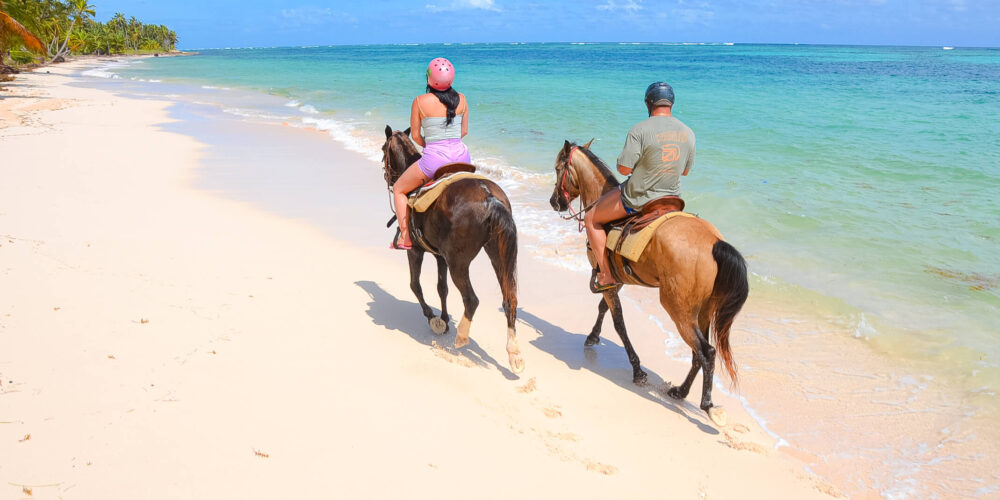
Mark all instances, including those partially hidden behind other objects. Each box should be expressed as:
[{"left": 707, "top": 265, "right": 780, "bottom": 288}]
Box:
[{"left": 1, "top": 0, "right": 177, "bottom": 67}]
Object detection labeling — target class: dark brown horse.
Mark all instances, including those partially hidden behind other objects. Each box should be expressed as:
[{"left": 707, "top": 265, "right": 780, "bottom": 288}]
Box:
[
  {"left": 550, "top": 140, "right": 748, "bottom": 426},
  {"left": 381, "top": 125, "right": 524, "bottom": 373}
]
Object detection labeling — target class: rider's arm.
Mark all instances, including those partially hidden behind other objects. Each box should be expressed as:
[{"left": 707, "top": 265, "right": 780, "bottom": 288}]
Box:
[
  {"left": 459, "top": 94, "right": 469, "bottom": 138},
  {"left": 617, "top": 128, "right": 640, "bottom": 176},
  {"left": 410, "top": 97, "right": 425, "bottom": 147},
  {"left": 682, "top": 133, "right": 695, "bottom": 176}
]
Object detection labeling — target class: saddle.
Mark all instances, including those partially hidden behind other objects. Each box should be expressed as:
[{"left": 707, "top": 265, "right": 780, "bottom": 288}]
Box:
[
  {"left": 406, "top": 163, "right": 487, "bottom": 254},
  {"left": 408, "top": 163, "right": 486, "bottom": 213},
  {"left": 589, "top": 196, "right": 695, "bottom": 287}
]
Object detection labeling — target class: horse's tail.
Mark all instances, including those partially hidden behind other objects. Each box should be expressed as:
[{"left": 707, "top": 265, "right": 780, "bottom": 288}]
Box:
[
  {"left": 710, "top": 239, "right": 748, "bottom": 385},
  {"left": 485, "top": 196, "right": 518, "bottom": 310}
]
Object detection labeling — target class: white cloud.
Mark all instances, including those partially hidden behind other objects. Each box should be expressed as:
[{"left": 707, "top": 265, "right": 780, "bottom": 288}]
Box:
[
  {"left": 596, "top": 0, "right": 643, "bottom": 15},
  {"left": 426, "top": 0, "right": 501, "bottom": 12}
]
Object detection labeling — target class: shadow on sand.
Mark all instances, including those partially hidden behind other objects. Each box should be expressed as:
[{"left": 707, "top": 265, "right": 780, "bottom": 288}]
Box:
[
  {"left": 355, "top": 280, "right": 519, "bottom": 380},
  {"left": 517, "top": 307, "right": 719, "bottom": 435}
]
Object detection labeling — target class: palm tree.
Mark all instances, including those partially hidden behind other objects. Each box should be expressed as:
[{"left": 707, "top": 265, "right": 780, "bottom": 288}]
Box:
[
  {"left": 0, "top": 0, "right": 47, "bottom": 66},
  {"left": 53, "top": 0, "right": 94, "bottom": 61}
]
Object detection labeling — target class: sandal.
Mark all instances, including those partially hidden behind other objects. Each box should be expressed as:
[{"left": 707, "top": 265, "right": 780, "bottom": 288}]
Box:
[
  {"left": 589, "top": 274, "right": 619, "bottom": 294},
  {"left": 390, "top": 233, "right": 412, "bottom": 250}
]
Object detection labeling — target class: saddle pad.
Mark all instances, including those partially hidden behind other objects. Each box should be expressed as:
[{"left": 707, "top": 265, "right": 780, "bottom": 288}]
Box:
[
  {"left": 408, "top": 172, "right": 489, "bottom": 212},
  {"left": 606, "top": 211, "right": 696, "bottom": 262}
]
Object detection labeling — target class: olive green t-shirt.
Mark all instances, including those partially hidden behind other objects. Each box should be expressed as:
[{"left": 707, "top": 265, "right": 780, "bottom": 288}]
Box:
[{"left": 617, "top": 115, "right": 695, "bottom": 210}]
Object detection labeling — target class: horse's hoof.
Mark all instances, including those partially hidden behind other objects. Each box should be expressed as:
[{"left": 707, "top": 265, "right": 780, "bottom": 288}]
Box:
[
  {"left": 509, "top": 353, "right": 525, "bottom": 374},
  {"left": 667, "top": 385, "right": 686, "bottom": 400},
  {"left": 584, "top": 334, "right": 599, "bottom": 347},
  {"left": 708, "top": 406, "right": 728, "bottom": 427},
  {"left": 633, "top": 371, "right": 648, "bottom": 386},
  {"left": 429, "top": 317, "right": 448, "bottom": 335}
]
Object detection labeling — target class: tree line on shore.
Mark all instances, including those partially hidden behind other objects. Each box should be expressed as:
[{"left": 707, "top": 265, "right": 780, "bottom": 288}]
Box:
[{"left": 1, "top": 0, "right": 177, "bottom": 68}]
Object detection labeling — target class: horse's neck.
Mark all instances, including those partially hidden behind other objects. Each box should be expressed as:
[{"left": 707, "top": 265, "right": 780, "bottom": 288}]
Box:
[{"left": 575, "top": 158, "right": 616, "bottom": 207}]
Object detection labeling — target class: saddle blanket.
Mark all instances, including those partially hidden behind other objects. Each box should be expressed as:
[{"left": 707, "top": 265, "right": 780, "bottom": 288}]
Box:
[
  {"left": 408, "top": 172, "right": 489, "bottom": 212},
  {"left": 606, "top": 211, "right": 696, "bottom": 262}
]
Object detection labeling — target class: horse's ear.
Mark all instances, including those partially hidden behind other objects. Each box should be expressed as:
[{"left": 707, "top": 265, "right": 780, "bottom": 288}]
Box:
[
  {"left": 403, "top": 127, "right": 411, "bottom": 137},
  {"left": 385, "top": 125, "right": 393, "bottom": 139},
  {"left": 562, "top": 140, "right": 571, "bottom": 155},
  {"left": 583, "top": 138, "right": 594, "bottom": 149}
]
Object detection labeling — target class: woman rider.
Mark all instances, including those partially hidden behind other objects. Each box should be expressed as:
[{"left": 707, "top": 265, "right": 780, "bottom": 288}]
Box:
[
  {"left": 584, "top": 82, "right": 696, "bottom": 292},
  {"left": 391, "top": 57, "right": 470, "bottom": 249}
]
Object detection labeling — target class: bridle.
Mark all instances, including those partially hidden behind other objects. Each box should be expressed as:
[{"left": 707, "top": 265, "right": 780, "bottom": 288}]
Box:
[{"left": 556, "top": 146, "right": 600, "bottom": 232}]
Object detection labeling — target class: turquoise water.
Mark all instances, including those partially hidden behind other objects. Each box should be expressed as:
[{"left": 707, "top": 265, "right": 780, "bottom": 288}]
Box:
[{"left": 111, "top": 43, "right": 1000, "bottom": 370}]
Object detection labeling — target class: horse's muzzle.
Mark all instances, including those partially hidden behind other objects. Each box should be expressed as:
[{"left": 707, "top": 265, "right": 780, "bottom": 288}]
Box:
[{"left": 549, "top": 192, "right": 567, "bottom": 212}]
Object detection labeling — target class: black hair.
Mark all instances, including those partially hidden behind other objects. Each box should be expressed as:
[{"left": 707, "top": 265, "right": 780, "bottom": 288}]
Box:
[{"left": 426, "top": 85, "right": 460, "bottom": 126}]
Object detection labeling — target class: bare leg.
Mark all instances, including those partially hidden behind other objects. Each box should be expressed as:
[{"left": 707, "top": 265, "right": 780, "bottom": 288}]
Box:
[
  {"left": 584, "top": 188, "right": 628, "bottom": 287},
  {"left": 392, "top": 161, "right": 428, "bottom": 247}
]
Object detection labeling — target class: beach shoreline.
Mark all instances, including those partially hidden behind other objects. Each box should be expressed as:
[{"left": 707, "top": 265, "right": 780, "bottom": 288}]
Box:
[{"left": 1, "top": 59, "right": 844, "bottom": 499}]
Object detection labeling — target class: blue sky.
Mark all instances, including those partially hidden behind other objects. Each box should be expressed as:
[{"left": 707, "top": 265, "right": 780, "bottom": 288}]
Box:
[{"left": 95, "top": 0, "right": 998, "bottom": 49}]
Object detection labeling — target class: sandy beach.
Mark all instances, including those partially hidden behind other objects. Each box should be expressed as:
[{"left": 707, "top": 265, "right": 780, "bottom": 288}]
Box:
[{"left": 0, "top": 59, "right": 851, "bottom": 499}]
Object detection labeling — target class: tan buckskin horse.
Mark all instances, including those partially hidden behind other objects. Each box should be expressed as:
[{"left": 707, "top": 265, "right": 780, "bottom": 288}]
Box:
[
  {"left": 549, "top": 140, "right": 748, "bottom": 426},
  {"left": 382, "top": 126, "right": 524, "bottom": 374}
]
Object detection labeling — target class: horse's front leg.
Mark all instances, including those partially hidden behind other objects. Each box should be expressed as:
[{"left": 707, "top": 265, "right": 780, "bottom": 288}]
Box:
[
  {"left": 429, "top": 255, "right": 450, "bottom": 334},
  {"left": 407, "top": 249, "right": 438, "bottom": 331},
  {"left": 585, "top": 298, "right": 610, "bottom": 347},
  {"left": 605, "top": 291, "right": 647, "bottom": 385}
]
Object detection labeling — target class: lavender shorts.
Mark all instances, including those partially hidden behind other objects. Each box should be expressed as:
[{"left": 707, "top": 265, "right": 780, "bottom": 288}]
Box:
[{"left": 418, "top": 138, "right": 471, "bottom": 179}]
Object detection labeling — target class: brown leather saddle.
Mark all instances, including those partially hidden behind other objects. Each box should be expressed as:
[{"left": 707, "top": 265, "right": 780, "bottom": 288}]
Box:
[
  {"left": 408, "top": 163, "right": 479, "bottom": 254},
  {"left": 596, "top": 196, "right": 686, "bottom": 287},
  {"left": 431, "top": 162, "right": 476, "bottom": 182},
  {"left": 606, "top": 196, "right": 685, "bottom": 234}
]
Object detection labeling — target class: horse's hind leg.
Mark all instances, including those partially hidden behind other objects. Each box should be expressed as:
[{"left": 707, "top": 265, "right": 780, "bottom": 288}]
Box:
[
  {"left": 447, "top": 256, "right": 479, "bottom": 350},
  {"left": 605, "top": 291, "right": 647, "bottom": 385},
  {"left": 667, "top": 351, "right": 701, "bottom": 400},
  {"left": 585, "top": 298, "right": 610, "bottom": 347},
  {"left": 429, "top": 255, "right": 450, "bottom": 334},
  {"left": 407, "top": 250, "right": 439, "bottom": 331},
  {"left": 485, "top": 240, "right": 524, "bottom": 373},
  {"left": 671, "top": 318, "right": 726, "bottom": 425},
  {"left": 668, "top": 308, "right": 711, "bottom": 400}
]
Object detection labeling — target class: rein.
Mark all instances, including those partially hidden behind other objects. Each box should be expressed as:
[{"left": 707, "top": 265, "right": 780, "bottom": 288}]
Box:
[{"left": 557, "top": 146, "right": 600, "bottom": 232}]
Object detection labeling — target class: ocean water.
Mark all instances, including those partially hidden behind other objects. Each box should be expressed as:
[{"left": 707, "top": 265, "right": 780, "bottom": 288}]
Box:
[
  {"left": 95, "top": 44, "right": 1000, "bottom": 495},
  {"left": 112, "top": 43, "right": 999, "bottom": 369}
]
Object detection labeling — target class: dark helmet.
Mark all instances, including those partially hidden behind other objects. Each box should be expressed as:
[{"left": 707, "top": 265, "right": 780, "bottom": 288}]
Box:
[{"left": 645, "top": 82, "right": 674, "bottom": 108}]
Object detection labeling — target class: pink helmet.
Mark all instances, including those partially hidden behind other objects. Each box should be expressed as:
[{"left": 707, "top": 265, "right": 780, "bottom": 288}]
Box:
[{"left": 426, "top": 57, "right": 455, "bottom": 91}]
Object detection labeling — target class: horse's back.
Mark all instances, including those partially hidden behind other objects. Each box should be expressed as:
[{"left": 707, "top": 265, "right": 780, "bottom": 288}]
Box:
[
  {"left": 640, "top": 216, "right": 723, "bottom": 300},
  {"left": 436, "top": 177, "right": 511, "bottom": 211}
]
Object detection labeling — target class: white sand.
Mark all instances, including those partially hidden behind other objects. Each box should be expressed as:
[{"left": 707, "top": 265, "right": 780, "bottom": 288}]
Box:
[{"left": 0, "top": 61, "right": 838, "bottom": 499}]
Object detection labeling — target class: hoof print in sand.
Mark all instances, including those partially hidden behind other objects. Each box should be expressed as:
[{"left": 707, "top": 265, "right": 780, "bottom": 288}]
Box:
[{"left": 516, "top": 377, "right": 537, "bottom": 394}]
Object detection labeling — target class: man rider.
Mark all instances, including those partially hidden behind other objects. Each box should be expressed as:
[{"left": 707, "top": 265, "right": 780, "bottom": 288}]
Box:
[{"left": 584, "top": 81, "right": 696, "bottom": 292}]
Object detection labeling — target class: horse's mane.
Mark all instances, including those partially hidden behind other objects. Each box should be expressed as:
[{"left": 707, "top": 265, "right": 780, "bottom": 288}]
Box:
[{"left": 573, "top": 142, "right": 620, "bottom": 187}]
